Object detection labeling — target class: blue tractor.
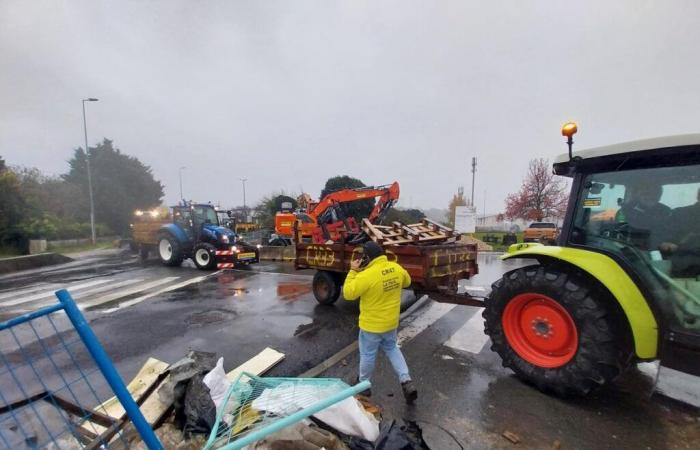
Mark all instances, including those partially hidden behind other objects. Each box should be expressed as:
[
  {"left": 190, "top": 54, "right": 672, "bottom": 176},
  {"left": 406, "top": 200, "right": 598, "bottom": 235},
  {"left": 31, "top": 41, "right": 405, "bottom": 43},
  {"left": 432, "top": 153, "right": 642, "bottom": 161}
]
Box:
[{"left": 142, "top": 203, "right": 259, "bottom": 270}]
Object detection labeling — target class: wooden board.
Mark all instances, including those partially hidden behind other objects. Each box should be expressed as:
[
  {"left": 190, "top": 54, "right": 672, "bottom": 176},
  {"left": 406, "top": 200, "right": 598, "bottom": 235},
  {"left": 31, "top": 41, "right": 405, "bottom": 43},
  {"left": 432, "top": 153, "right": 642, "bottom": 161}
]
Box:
[
  {"left": 97, "top": 358, "right": 169, "bottom": 419},
  {"left": 226, "top": 347, "right": 286, "bottom": 382}
]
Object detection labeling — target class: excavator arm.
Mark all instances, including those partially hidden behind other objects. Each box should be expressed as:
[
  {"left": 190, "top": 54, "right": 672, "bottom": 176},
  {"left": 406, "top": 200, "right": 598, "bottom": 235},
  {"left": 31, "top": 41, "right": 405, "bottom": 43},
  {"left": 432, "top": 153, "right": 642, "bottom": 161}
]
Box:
[{"left": 309, "top": 182, "right": 400, "bottom": 223}]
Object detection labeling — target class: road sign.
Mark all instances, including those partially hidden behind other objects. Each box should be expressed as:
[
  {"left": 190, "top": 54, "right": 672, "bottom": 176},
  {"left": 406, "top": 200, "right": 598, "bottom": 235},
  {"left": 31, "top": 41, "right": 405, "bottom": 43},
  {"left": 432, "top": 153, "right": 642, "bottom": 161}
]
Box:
[{"left": 454, "top": 206, "right": 476, "bottom": 233}]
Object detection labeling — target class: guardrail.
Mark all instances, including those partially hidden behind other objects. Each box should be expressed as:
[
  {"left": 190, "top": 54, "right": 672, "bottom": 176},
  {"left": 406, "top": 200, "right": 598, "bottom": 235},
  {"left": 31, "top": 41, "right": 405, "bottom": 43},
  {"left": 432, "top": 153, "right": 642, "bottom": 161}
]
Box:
[{"left": 0, "top": 290, "right": 162, "bottom": 449}]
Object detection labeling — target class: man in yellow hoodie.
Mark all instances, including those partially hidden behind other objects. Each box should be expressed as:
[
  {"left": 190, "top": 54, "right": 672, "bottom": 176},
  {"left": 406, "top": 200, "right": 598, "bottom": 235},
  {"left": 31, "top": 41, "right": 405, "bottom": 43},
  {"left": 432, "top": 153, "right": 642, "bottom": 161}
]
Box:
[{"left": 343, "top": 241, "right": 418, "bottom": 403}]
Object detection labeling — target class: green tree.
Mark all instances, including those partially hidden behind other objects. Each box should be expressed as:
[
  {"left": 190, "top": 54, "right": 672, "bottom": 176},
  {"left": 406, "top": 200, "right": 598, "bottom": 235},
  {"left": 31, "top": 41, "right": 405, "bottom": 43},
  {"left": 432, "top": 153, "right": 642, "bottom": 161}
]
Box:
[
  {"left": 63, "top": 139, "right": 164, "bottom": 234},
  {"left": 254, "top": 193, "right": 298, "bottom": 229},
  {"left": 0, "top": 157, "right": 29, "bottom": 249},
  {"left": 320, "top": 175, "right": 375, "bottom": 221},
  {"left": 384, "top": 207, "right": 426, "bottom": 224}
]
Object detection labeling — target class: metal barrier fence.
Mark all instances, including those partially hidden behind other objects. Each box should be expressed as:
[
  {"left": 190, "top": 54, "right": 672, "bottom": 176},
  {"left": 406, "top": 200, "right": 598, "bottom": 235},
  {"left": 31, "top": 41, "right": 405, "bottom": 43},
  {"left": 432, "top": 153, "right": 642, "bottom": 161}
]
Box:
[{"left": 0, "top": 289, "right": 162, "bottom": 449}]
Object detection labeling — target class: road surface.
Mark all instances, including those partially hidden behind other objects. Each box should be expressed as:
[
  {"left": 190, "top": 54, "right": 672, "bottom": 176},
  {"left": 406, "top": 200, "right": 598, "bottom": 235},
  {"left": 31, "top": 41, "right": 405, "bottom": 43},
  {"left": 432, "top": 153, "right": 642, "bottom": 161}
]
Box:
[{"left": 0, "top": 249, "right": 698, "bottom": 449}]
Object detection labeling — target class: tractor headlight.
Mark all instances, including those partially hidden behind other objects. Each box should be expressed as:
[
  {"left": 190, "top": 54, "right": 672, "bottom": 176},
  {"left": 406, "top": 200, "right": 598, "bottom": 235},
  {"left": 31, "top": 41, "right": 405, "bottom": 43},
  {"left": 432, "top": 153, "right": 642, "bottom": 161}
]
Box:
[
  {"left": 231, "top": 245, "right": 238, "bottom": 253},
  {"left": 221, "top": 235, "right": 230, "bottom": 243},
  {"left": 256, "top": 244, "right": 262, "bottom": 249}
]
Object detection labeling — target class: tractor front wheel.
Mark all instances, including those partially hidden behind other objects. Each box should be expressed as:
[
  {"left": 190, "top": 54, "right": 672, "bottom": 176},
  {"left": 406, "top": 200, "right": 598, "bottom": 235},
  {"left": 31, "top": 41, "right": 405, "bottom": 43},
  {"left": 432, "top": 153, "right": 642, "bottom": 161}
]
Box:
[
  {"left": 312, "top": 271, "right": 342, "bottom": 305},
  {"left": 193, "top": 243, "right": 217, "bottom": 270},
  {"left": 484, "top": 265, "right": 632, "bottom": 396}
]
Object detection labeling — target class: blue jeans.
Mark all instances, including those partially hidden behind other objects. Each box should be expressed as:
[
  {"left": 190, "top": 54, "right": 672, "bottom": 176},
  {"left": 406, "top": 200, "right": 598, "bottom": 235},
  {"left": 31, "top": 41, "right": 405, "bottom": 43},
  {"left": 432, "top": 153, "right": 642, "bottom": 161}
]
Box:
[{"left": 359, "top": 329, "right": 411, "bottom": 384}]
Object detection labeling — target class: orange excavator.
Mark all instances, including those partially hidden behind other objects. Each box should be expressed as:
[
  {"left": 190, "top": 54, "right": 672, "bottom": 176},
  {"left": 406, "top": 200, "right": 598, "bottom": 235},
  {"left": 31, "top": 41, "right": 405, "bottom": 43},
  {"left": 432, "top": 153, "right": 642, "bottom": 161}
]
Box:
[{"left": 273, "top": 182, "right": 400, "bottom": 244}]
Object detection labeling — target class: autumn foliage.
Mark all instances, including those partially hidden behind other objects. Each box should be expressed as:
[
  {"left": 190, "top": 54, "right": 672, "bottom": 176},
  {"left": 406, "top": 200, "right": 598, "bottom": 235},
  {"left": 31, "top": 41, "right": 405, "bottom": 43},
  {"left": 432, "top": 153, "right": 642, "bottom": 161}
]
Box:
[{"left": 505, "top": 158, "right": 568, "bottom": 222}]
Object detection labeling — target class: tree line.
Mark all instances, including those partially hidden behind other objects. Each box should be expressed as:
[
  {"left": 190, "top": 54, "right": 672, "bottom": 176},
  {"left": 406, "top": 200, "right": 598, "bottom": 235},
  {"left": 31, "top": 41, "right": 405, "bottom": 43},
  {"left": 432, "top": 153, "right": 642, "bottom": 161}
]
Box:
[{"left": 0, "top": 139, "right": 163, "bottom": 252}]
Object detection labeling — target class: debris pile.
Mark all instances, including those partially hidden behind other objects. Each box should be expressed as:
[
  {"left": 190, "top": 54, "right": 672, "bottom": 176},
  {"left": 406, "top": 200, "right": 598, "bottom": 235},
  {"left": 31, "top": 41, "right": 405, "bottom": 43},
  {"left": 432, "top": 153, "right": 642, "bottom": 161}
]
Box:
[{"left": 95, "top": 348, "right": 428, "bottom": 449}]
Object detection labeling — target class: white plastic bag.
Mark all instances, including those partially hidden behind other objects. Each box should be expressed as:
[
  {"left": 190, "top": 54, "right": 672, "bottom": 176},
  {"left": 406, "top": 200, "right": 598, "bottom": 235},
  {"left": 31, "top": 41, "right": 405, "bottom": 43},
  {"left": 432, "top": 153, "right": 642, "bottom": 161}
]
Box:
[
  {"left": 314, "top": 396, "right": 379, "bottom": 442},
  {"left": 202, "top": 357, "right": 231, "bottom": 414}
]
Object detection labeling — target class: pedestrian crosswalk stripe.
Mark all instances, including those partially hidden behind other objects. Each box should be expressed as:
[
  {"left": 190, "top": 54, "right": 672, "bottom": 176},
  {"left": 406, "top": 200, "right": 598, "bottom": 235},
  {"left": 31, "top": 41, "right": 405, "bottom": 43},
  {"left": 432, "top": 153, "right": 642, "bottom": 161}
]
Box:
[
  {"left": 445, "top": 308, "right": 489, "bottom": 354},
  {"left": 397, "top": 302, "right": 456, "bottom": 345},
  {"left": 117, "top": 272, "right": 219, "bottom": 310},
  {"left": 0, "top": 284, "right": 60, "bottom": 301},
  {"left": 80, "top": 277, "right": 181, "bottom": 309},
  {"left": 23, "top": 278, "right": 148, "bottom": 311},
  {"left": 0, "top": 279, "right": 113, "bottom": 308}
]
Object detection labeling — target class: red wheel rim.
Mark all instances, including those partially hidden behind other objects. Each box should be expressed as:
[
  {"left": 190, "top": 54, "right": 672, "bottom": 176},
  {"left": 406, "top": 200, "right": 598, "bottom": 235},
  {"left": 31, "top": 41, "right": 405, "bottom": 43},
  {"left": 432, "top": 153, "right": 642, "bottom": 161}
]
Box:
[{"left": 502, "top": 293, "right": 578, "bottom": 368}]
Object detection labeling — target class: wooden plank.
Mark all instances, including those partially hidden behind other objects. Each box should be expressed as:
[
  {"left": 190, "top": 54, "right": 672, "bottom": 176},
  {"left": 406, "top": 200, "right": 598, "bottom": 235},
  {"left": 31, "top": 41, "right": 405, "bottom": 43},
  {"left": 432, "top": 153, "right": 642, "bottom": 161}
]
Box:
[
  {"left": 226, "top": 347, "right": 286, "bottom": 382},
  {"left": 96, "top": 358, "right": 169, "bottom": 419}
]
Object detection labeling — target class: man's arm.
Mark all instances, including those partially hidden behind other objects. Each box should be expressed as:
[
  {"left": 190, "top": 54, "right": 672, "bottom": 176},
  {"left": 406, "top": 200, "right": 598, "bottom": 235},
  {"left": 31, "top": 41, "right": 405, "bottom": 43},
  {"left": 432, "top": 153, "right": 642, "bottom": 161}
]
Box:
[{"left": 343, "top": 270, "right": 368, "bottom": 301}]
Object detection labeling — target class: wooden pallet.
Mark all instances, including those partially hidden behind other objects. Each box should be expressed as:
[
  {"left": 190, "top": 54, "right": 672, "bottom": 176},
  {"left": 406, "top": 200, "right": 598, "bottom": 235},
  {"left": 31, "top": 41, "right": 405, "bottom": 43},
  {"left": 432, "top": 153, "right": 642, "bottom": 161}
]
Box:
[{"left": 361, "top": 218, "right": 456, "bottom": 246}]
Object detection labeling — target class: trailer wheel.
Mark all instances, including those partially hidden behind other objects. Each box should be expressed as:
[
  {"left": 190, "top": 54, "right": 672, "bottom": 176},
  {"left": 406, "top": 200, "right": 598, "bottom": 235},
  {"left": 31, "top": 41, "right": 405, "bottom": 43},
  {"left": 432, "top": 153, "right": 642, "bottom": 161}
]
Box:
[
  {"left": 193, "top": 243, "right": 217, "bottom": 270},
  {"left": 157, "top": 234, "right": 183, "bottom": 267},
  {"left": 312, "top": 271, "right": 342, "bottom": 305},
  {"left": 483, "top": 265, "right": 632, "bottom": 396}
]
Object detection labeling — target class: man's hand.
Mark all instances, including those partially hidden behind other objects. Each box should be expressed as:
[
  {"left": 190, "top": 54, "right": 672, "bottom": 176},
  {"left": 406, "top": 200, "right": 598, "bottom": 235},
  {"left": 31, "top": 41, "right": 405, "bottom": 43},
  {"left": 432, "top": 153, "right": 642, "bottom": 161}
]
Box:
[
  {"left": 350, "top": 258, "right": 362, "bottom": 271},
  {"left": 659, "top": 242, "right": 678, "bottom": 254}
]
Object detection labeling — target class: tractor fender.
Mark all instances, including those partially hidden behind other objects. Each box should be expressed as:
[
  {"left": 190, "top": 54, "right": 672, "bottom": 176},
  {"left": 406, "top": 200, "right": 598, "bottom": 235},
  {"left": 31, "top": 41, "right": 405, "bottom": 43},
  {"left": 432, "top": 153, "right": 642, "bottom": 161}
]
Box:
[
  {"left": 501, "top": 243, "right": 658, "bottom": 359},
  {"left": 159, "top": 223, "right": 189, "bottom": 244}
]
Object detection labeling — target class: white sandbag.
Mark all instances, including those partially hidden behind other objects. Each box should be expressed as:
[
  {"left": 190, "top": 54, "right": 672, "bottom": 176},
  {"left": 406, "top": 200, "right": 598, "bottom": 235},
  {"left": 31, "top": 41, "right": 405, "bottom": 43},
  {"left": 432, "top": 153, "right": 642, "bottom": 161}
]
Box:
[{"left": 315, "top": 396, "right": 379, "bottom": 442}]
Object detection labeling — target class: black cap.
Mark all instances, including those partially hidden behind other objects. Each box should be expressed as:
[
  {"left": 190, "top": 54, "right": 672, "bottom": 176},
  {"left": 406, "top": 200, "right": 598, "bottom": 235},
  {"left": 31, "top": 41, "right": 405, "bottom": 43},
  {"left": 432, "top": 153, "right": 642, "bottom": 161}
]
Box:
[{"left": 362, "top": 241, "right": 384, "bottom": 261}]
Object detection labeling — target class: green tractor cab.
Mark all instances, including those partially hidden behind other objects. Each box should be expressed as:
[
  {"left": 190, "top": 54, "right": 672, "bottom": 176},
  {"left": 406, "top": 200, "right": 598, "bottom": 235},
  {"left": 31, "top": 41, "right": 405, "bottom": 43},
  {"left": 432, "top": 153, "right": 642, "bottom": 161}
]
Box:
[{"left": 484, "top": 129, "right": 700, "bottom": 396}]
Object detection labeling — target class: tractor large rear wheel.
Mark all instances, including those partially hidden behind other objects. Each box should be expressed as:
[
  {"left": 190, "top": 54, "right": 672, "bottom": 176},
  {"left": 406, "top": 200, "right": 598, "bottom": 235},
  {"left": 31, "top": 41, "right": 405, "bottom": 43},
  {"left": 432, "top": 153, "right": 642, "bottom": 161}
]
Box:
[
  {"left": 312, "top": 271, "right": 342, "bottom": 305},
  {"left": 157, "top": 234, "right": 184, "bottom": 267},
  {"left": 484, "top": 265, "right": 632, "bottom": 396}
]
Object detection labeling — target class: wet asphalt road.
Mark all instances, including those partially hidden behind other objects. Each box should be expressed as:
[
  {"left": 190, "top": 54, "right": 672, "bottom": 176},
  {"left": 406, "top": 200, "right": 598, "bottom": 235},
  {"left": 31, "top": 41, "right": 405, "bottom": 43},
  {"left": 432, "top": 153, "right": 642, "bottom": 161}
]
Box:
[{"left": 1, "top": 250, "right": 699, "bottom": 449}]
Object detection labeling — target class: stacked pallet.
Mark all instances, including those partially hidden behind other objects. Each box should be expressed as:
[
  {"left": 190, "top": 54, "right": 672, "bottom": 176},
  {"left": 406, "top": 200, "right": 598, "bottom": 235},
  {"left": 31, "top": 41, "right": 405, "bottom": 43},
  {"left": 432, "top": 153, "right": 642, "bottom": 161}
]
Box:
[{"left": 361, "top": 218, "right": 458, "bottom": 246}]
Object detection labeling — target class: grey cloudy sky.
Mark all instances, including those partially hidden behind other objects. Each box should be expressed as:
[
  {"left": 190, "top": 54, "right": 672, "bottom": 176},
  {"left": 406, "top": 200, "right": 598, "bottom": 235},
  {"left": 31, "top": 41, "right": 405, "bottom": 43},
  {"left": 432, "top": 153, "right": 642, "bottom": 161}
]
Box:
[{"left": 1, "top": 1, "right": 699, "bottom": 213}]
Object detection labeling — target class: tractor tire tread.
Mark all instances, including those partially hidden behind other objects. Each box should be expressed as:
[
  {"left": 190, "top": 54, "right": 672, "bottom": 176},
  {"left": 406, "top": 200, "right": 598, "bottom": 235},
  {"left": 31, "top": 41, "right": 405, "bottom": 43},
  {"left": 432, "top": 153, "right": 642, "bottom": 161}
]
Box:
[{"left": 483, "top": 265, "right": 632, "bottom": 396}]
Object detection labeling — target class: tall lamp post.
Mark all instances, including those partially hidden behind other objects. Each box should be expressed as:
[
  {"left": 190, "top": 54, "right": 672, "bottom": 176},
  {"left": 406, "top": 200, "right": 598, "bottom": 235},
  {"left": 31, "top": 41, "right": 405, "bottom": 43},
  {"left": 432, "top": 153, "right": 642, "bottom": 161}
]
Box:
[
  {"left": 82, "top": 98, "right": 99, "bottom": 245},
  {"left": 179, "top": 166, "right": 186, "bottom": 202},
  {"left": 240, "top": 178, "right": 248, "bottom": 218}
]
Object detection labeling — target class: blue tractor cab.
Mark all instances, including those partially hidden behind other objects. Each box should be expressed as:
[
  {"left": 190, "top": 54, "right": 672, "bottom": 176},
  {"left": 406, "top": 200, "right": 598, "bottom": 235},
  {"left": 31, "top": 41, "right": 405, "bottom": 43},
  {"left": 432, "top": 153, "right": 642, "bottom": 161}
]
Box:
[{"left": 156, "top": 203, "right": 259, "bottom": 270}]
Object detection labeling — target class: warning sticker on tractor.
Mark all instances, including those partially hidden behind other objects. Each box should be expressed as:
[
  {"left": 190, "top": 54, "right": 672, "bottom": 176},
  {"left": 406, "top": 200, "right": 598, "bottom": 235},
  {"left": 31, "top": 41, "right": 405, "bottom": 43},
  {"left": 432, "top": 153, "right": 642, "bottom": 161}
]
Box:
[
  {"left": 238, "top": 252, "right": 256, "bottom": 260},
  {"left": 583, "top": 197, "right": 602, "bottom": 207}
]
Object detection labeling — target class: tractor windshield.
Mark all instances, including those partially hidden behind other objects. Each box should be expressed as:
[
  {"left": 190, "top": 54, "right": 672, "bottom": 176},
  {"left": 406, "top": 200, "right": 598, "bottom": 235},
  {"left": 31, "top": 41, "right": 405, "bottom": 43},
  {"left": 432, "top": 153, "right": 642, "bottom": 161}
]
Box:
[
  {"left": 570, "top": 164, "right": 700, "bottom": 333},
  {"left": 192, "top": 206, "right": 220, "bottom": 227}
]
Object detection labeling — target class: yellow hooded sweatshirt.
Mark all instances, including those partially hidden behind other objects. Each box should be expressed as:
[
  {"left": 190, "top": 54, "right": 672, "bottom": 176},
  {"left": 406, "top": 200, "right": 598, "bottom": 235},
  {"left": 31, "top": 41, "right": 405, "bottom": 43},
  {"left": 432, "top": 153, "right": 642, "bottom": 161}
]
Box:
[{"left": 342, "top": 255, "right": 411, "bottom": 333}]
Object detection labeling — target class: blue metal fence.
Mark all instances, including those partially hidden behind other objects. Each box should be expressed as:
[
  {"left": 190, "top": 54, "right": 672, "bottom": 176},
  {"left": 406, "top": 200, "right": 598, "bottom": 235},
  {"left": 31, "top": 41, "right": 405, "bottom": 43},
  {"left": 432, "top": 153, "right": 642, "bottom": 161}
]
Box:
[{"left": 0, "top": 289, "right": 162, "bottom": 449}]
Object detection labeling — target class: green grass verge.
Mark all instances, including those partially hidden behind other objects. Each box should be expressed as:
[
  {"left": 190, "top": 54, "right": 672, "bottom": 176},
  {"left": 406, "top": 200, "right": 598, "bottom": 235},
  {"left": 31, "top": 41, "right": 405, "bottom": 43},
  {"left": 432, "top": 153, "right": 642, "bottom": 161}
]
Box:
[
  {"left": 472, "top": 231, "right": 524, "bottom": 252},
  {"left": 47, "top": 241, "right": 114, "bottom": 254}
]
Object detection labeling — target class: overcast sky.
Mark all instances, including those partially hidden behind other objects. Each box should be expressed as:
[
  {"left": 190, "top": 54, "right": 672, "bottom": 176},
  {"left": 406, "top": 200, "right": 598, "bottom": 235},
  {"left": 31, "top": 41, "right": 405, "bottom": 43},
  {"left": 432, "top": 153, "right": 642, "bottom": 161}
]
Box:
[{"left": 1, "top": 1, "right": 699, "bottom": 213}]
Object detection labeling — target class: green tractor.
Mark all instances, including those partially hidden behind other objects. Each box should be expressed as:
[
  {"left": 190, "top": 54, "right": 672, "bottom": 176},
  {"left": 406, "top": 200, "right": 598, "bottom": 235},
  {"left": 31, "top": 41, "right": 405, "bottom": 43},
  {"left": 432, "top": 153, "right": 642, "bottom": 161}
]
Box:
[{"left": 484, "top": 124, "right": 700, "bottom": 395}]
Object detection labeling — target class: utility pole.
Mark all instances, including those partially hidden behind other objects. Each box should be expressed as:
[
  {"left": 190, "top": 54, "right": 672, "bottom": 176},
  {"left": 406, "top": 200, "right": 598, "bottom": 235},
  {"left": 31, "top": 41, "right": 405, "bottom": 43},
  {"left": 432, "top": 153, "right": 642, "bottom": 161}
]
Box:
[
  {"left": 470, "top": 157, "right": 477, "bottom": 208},
  {"left": 82, "top": 98, "right": 99, "bottom": 245},
  {"left": 240, "top": 178, "right": 247, "bottom": 218}
]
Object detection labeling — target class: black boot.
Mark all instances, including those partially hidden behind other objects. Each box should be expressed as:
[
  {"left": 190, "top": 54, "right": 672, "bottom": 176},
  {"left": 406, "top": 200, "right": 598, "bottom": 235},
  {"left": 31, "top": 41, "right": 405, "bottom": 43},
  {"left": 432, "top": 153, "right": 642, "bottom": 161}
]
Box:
[{"left": 401, "top": 380, "right": 417, "bottom": 404}]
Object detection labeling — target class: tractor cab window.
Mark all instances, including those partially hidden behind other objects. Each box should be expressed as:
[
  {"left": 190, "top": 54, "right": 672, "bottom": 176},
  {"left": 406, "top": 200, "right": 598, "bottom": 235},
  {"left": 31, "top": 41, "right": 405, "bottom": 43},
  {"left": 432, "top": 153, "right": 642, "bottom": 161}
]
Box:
[
  {"left": 173, "top": 208, "right": 192, "bottom": 228},
  {"left": 571, "top": 164, "right": 700, "bottom": 332},
  {"left": 192, "top": 206, "right": 219, "bottom": 227}
]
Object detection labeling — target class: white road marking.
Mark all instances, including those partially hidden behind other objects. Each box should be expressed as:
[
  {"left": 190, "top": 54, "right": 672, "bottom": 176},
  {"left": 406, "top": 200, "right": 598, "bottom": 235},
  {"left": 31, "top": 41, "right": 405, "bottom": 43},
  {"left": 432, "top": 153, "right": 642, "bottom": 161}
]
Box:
[
  {"left": 397, "top": 302, "right": 456, "bottom": 345},
  {"left": 116, "top": 272, "right": 219, "bottom": 309},
  {"left": 0, "top": 279, "right": 113, "bottom": 308},
  {"left": 445, "top": 308, "right": 490, "bottom": 354},
  {"left": 79, "top": 277, "right": 181, "bottom": 309},
  {"left": 0, "top": 284, "right": 61, "bottom": 300}
]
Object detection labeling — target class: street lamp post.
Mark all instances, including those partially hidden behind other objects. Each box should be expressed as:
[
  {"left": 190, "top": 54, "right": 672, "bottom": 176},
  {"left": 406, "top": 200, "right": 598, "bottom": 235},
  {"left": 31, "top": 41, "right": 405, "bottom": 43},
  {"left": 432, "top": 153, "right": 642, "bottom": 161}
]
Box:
[
  {"left": 179, "top": 166, "right": 186, "bottom": 202},
  {"left": 240, "top": 178, "right": 247, "bottom": 218},
  {"left": 82, "top": 98, "right": 99, "bottom": 245}
]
